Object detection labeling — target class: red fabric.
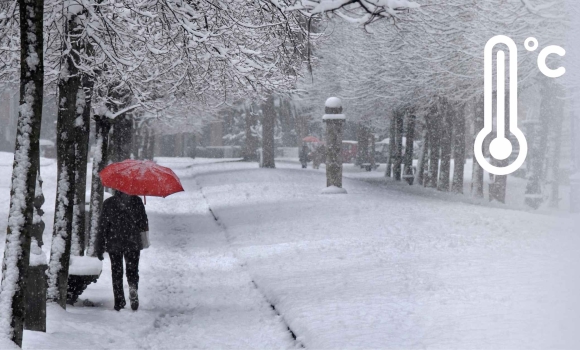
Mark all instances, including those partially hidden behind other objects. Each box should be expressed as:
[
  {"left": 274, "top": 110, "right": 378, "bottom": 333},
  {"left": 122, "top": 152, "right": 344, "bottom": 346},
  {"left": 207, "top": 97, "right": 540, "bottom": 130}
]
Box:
[
  {"left": 99, "top": 160, "right": 184, "bottom": 198},
  {"left": 302, "top": 136, "right": 321, "bottom": 143}
]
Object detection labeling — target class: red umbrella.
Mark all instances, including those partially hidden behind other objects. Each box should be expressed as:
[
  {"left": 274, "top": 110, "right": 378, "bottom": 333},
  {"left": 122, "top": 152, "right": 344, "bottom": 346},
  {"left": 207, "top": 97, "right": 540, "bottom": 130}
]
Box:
[
  {"left": 302, "top": 136, "right": 321, "bottom": 143},
  {"left": 99, "top": 160, "right": 184, "bottom": 203}
]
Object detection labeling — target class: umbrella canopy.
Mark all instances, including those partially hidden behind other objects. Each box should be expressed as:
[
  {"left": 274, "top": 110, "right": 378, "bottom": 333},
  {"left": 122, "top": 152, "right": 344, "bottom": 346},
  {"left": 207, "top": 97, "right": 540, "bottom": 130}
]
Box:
[
  {"left": 302, "top": 136, "right": 321, "bottom": 143},
  {"left": 99, "top": 160, "right": 184, "bottom": 198}
]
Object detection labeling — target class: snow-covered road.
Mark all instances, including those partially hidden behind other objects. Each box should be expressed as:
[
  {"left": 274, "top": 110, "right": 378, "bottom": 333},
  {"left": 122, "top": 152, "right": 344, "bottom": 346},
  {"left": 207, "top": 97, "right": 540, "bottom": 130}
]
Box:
[
  {"left": 0, "top": 154, "right": 578, "bottom": 349},
  {"left": 192, "top": 160, "right": 580, "bottom": 349}
]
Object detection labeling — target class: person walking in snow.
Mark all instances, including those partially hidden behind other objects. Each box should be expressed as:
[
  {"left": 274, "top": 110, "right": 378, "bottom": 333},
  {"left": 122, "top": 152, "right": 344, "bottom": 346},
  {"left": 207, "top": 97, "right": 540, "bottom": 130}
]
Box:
[
  {"left": 95, "top": 190, "right": 149, "bottom": 311},
  {"left": 299, "top": 144, "right": 309, "bottom": 169},
  {"left": 312, "top": 144, "right": 326, "bottom": 170}
]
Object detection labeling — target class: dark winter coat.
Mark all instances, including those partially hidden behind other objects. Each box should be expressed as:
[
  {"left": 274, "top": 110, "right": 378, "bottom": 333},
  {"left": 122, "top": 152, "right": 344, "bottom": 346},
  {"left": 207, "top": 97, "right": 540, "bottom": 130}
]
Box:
[
  {"left": 95, "top": 193, "right": 148, "bottom": 256},
  {"left": 299, "top": 146, "right": 309, "bottom": 163}
]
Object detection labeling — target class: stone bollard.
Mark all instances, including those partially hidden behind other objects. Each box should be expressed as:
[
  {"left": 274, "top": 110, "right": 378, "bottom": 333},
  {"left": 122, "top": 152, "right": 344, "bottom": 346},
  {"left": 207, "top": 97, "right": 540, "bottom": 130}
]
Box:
[{"left": 322, "top": 97, "right": 347, "bottom": 194}]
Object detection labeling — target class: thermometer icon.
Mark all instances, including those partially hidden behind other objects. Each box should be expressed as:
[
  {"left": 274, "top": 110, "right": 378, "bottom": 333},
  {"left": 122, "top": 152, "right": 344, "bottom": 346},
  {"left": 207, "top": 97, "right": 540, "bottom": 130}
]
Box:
[{"left": 474, "top": 35, "right": 565, "bottom": 176}]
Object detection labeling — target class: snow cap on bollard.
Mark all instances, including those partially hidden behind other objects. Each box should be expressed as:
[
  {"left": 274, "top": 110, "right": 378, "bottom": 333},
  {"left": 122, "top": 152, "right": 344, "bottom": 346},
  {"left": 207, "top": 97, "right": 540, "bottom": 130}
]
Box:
[{"left": 323, "top": 97, "right": 345, "bottom": 121}]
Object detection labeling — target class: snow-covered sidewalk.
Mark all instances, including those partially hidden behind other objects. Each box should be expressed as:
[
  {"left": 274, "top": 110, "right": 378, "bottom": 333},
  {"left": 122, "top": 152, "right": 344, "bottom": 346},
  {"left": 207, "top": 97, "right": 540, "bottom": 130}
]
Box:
[
  {"left": 1, "top": 155, "right": 579, "bottom": 349},
  {"left": 1, "top": 155, "right": 296, "bottom": 349}
]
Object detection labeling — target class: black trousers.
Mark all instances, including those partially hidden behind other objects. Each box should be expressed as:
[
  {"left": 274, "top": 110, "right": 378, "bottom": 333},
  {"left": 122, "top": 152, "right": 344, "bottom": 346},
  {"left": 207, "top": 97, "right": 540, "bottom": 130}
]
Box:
[{"left": 109, "top": 250, "right": 140, "bottom": 305}]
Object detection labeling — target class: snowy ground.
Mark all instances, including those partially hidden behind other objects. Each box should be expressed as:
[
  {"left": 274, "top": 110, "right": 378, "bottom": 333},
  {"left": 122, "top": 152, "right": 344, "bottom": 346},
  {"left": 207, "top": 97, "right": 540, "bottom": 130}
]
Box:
[{"left": 1, "top": 153, "right": 579, "bottom": 349}]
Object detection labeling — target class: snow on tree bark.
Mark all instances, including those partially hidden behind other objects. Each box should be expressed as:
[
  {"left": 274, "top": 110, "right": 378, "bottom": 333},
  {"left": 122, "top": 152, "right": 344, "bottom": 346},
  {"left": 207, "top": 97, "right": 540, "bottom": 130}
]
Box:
[
  {"left": 86, "top": 116, "right": 112, "bottom": 257},
  {"left": 70, "top": 71, "right": 95, "bottom": 257},
  {"left": 0, "top": 0, "right": 44, "bottom": 344},
  {"left": 47, "top": 14, "right": 83, "bottom": 307}
]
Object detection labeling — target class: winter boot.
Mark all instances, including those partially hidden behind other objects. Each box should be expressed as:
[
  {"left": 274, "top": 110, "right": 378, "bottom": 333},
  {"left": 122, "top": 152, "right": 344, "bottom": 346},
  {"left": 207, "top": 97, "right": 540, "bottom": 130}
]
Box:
[
  {"left": 114, "top": 299, "right": 126, "bottom": 311},
  {"left": 129, "top": 285, "right": 139, "bottom": 311}
]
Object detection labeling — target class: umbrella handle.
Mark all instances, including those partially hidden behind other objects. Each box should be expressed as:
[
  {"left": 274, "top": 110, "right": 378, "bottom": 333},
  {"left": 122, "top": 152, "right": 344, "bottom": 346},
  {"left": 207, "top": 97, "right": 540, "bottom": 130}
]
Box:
[{"left": 144, "top": 196, "right": 146, "bottom": 205}]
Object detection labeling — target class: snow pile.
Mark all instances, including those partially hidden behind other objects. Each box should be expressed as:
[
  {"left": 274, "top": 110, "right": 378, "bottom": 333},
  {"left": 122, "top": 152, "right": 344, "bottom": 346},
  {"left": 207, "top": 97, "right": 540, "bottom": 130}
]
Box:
[
  {"left": 0, "top": 337, "right": 20, "bottom": 349},
  {"left": 322, "top": 113, "right": 346, "bottom": 120},
  {"left": 325, "top": 96, "right": 342, "bottom": 108},
  {"left": 321, "top": 185, "right": 348, "bottom": 194},
  {"left": 68, "top": 256, "right": 102, "bottom": 276},
  {"left": 29, "top": 239, "right": 47, "bottom": 267}
]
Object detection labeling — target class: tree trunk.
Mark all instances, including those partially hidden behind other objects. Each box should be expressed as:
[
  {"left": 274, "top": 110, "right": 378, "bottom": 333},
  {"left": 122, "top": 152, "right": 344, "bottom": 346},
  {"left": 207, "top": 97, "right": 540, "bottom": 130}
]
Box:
[
  {"left": 139, "top": 127, "right": 149, "bottom": 160},
  {"left": 71, "top": 74, "right": 94, "bottom": 257},
  {"left": 110, "top": 116, "right": 133, "bottom": 163},
  {"left": 489, "top": 92, "right": 512, "bottom": 204},
  {"left": 370, "top": 131, "right": 376, "bottom": 170},
  {"left": 403, "top": 114, "right": 416, "bottom": 185},
  {"left": 452, "top": 104, "right": 466, "bottom": 194},
  {"left": 356, "top": 124, "right": 370, "bottom": 167},
  {"left": 385, "top": 116, "right": 395, "bottom": 177},
  {"left": 0, "top": 0, "right": 44, "bottom": 341},
  {"left": 572, "top": 109, "right": 580, "bottom": 213},
  {"left": 86, "top": 116, "right": 112, "bottom": 257},
  {"left": 148, "top": 132, "right": 156, "bottom": 160},
  {"left": 525, "top": 80, "right": 551, "bottom": 209},
  {"left": 243, "top": 104, "right": 258, "bottom": 161},
  {"left": 47, "top": 47, "right": 81, "bottom": 309},
  {"left": 143, "top": 127, "right": 155, "bottom": 160},
  {"left": 489, "top": 157, "right": 508, "bottom": 203},
  {"left": 393, "top": 110, "right": 404, "bottom": 181},
  {"left": 415, "top": 127, "right": 428, "bottom": 186},
  {"left": 186, "top": 133, "right": 197, "bottom": 159},
  {"left": 261, "top": 95, "right": 276, "bottom": 168},
  {"left": 24, "top": 174, "right": 46, "bottom": 333},
  {"left": 548, "top": 83, "right": 564, "bottom": 208},
  {"left": 426, "top": 105, "right": 441, "bottom": 188},
  {"left": 438, "top": 100, "right": 452, "bottom": 191},
  {"left": 471, "top": 97, "right": 484, "bottom": 198}
]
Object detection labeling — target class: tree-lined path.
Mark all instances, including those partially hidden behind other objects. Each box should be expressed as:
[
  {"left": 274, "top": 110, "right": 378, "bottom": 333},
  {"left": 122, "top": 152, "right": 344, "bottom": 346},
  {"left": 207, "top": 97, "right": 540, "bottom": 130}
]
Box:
[{"left": 0, "top": 157, "right": 576, "bottom": 349}]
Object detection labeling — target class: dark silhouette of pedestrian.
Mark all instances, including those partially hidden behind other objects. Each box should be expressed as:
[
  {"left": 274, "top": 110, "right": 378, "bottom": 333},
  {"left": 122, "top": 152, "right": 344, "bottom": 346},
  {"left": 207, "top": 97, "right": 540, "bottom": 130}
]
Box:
[
  {"left": 95, "top": 190, "right": 148, "bottom": 311},
  {"left": 299, "top": 144, "right": 309, "bottom": 168}
]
